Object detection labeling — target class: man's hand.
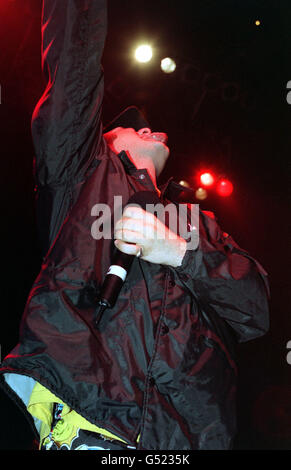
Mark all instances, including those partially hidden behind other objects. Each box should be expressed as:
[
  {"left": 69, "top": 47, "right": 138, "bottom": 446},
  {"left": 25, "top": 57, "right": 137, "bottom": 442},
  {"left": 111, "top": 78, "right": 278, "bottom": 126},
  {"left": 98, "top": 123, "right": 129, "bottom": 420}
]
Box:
[{"left": 114, "top": 206, "right": 187, "bottom": 268}]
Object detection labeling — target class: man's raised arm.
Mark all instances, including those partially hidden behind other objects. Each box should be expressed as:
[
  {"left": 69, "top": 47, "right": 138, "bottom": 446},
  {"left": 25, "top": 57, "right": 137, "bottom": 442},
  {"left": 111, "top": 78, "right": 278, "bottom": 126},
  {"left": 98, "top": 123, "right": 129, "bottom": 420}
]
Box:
[{"left": 32, "top": 0, "right": 107, "bottom": 187}]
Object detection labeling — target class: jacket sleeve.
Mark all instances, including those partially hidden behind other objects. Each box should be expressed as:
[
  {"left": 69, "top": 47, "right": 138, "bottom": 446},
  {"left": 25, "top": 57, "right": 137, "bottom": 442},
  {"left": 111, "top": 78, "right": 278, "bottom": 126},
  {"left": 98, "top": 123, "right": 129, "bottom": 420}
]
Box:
[
  {"left": 174, "top": 210, "right": 270, "bottom": 343},
  {"left": 31, "top": 0, "right": 107, "bottom": 187}
]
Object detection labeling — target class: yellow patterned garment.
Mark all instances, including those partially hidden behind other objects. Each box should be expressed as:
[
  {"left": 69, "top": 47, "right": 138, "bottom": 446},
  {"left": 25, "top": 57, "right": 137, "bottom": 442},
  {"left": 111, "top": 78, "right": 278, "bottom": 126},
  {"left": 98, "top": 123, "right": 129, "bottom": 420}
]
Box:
[{"left": 27, "top": 382, "right": 131, "bottom": 448}]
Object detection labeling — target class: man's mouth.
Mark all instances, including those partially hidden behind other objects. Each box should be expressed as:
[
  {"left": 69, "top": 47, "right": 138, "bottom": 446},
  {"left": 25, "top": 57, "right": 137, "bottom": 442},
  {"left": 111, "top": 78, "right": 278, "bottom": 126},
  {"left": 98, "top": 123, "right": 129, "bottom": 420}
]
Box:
[{"left": 141, "top": 133, "right": 168, "bottom": 144}]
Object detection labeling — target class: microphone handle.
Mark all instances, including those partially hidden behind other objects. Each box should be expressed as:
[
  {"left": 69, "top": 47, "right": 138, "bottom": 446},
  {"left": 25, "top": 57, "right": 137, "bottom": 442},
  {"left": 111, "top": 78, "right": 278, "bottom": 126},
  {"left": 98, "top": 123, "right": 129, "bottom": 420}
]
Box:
[
  {"left": 95, "top": 191, "right": 161, "bottom": 327},
  {"left": 100, "top": 273, "right": 126, "bottom": 308},
  {"left": 95, "top": 252, "right": 134, "bottom": 327}
]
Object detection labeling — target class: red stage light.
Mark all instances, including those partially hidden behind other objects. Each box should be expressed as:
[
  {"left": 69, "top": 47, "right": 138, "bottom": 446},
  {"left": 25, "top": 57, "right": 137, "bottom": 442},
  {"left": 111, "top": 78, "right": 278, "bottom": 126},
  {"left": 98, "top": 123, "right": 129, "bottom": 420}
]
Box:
[
  {"left": 200, "top": 172, "right": 215, "bottom": 186},
  {"left": 216, "top": 178, "right": 233, "bottom": 197}
]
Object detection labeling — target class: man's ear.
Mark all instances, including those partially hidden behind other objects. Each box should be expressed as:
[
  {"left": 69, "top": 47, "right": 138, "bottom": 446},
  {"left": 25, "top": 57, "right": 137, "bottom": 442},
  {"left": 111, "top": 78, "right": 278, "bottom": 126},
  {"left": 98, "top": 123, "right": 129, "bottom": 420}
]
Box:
[{"left": 104, "top": 130, "right": 118, "bottom": 146}]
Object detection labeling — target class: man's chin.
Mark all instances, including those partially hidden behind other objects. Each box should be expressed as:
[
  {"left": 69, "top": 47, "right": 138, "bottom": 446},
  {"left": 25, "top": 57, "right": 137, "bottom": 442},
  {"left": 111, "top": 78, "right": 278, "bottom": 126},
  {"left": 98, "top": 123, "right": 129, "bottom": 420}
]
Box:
[
  {"left": 160, "top": 144, "right": 170, "bottom": 161},
  {"left": 153, "top": 140, "right": 169, "bottom": 156},
  {"left": 156, "top": 153, "right": 170, "bottom": 176}
]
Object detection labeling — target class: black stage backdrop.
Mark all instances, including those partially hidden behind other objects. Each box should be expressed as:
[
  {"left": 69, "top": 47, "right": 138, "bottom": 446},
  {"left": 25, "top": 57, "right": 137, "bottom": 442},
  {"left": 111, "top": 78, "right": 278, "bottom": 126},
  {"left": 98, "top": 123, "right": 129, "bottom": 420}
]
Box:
[{"left": 0, "top": 0, "right": 290, "bottom": 450}]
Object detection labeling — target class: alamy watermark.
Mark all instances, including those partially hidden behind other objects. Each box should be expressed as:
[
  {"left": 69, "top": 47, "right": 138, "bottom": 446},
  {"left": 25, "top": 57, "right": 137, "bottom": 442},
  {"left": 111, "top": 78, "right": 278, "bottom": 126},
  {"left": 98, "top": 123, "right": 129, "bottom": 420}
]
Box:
[
  {"left": 90, "top": 197, "right": 199, "bottom": 250},
  {"left": 286, "top": 81, "right": 291, "bottom": 105},
  {"left": 286, "top": 340, "right": 291, "bottom": 365}
]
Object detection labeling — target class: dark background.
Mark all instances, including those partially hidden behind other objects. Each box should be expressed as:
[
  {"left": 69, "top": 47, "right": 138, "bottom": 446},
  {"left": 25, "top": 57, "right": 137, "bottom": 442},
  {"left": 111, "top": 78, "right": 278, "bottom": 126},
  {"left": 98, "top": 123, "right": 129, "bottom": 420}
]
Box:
[{"left": 0, "top": 0, "right": 290, "bottom": 450}]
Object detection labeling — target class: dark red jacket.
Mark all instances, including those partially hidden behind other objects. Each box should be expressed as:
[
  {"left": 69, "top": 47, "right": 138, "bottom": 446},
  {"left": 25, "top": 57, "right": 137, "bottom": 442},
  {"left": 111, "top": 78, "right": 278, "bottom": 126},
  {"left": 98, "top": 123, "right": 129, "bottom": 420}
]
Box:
[{"left": 0, "top": 0, "right": 269, "bottom": 450}]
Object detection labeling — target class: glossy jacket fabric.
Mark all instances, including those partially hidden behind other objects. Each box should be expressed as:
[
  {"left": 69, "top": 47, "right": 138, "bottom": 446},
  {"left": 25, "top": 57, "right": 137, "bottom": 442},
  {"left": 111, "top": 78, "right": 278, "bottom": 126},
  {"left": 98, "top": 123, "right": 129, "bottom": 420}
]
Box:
[{"left": 0, "top": 1, "right": 270, "bottom": 450}]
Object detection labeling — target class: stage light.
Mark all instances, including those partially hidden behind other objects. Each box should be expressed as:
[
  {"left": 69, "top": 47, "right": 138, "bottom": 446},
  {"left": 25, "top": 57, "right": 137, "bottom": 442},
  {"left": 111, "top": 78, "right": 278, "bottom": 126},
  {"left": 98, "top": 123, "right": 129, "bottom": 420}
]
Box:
[
  {"left": 161, "top": 57, "right": 176, "bottom": 73},
  {"left": 195, "top": 188, "right": 208, "bottom": 200},
  {"left": 135, "top": 45, "right": 153, "bottom": 63},
  {"left": 255, "top": 20, "right": 261, "bottom": 26},
  {"left": 200, "top": 172, "right": 215, "bottom": 187},
  {"left": 216, "top": 178, "right": 233, "bottom": 197},
  {"left": 179, "top": 180, "right": 191, "bottom": 188}
]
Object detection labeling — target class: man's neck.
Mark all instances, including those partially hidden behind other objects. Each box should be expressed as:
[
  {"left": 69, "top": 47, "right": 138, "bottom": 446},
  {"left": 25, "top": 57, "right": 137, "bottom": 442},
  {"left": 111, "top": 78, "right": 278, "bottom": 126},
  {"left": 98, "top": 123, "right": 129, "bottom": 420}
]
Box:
[{"left": 126, "top": 151, "right": 159, "bottom": 191}]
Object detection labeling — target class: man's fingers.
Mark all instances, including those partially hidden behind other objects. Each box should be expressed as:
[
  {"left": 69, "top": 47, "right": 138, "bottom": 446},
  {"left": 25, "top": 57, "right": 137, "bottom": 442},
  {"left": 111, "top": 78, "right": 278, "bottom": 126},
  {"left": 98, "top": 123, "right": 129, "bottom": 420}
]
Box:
[
  {"left": 115, "top": 217, "right": 144, "bottom": 234},
  {"left": 123, "top": 206, "right": 155, "bottom": 222},
  {"left": 115, "top": 217, "right": 155, "bottom": 240},
  {"left": 114, "top": 240, "right": 142, "bottom": 256},
  {"left": 115, "top": 229, "right": 143, "bottom": 244}
]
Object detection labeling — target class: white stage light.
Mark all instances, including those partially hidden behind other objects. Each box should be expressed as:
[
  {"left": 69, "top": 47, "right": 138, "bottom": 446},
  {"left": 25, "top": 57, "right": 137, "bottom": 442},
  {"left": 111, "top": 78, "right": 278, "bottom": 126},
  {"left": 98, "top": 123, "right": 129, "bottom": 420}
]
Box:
[
  {"left": 161, "top": 57, "right": 176, "bottom": 73},
  {"left": 135, "top": 45, "right": 153, "bottom": 63}
]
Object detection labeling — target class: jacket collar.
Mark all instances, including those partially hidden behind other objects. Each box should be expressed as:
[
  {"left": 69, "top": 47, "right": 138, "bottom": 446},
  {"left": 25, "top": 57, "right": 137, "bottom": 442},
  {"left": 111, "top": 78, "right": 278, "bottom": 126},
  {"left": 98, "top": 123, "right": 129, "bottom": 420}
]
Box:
[
  {"left": 118, "top": 150, "right": 196, "bottom": 203},
  {"left": 118, "top": 150, "right": 138, "bottom": 174}
]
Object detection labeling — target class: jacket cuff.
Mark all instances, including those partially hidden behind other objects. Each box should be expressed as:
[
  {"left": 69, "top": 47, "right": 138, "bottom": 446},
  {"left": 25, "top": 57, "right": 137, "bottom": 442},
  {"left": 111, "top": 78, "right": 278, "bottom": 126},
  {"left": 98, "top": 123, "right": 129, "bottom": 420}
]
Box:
[{"left": 174, "top": 244, "right": 200, "bottom": 281}]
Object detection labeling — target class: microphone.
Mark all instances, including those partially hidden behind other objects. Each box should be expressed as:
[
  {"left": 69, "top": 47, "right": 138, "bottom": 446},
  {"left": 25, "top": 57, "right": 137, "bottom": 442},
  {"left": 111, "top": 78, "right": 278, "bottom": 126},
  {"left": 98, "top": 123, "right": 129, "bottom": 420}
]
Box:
[{"left": 94, "top": 190, "right": 161, "bottom": 327}]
